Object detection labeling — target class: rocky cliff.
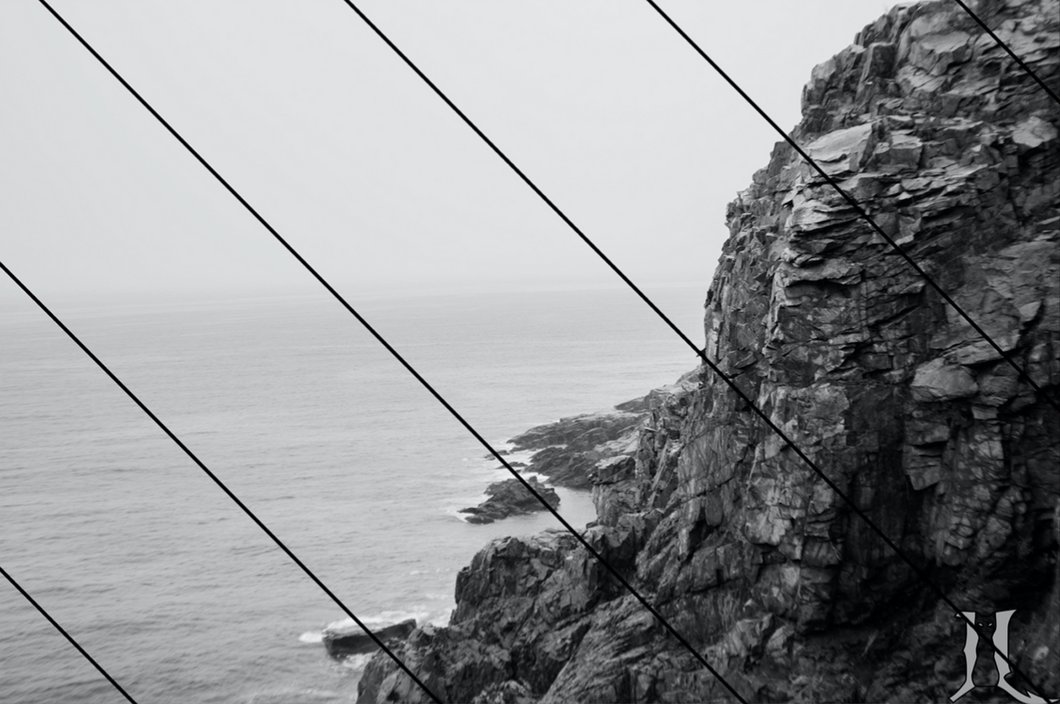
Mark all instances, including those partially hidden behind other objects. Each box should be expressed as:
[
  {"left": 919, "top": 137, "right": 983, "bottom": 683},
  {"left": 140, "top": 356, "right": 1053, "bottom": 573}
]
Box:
[{"left": 358, "top": 0, "right": 1060, "bottom": 701}]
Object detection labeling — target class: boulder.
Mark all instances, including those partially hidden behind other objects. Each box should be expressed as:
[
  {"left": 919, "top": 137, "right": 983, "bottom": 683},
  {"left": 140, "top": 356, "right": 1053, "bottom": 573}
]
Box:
[{"left": 323, "top": 618, "right": 416, "bottom": 659}]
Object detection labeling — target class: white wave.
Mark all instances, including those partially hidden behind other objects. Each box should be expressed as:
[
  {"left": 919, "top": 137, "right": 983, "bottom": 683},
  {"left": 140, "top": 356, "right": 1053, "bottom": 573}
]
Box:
[
  {"left": 311, "top": 606, "right": 453, "bottom": 656},
  {"left": 323, "top": 608, "right": 431, "bottom": 634},
  {"left": 339, "top": 653, "right": 375, "bottom": 671},
  {"left": 445, "top": 505, "right": 476, "bottom": 523},
  {"left": 490, "top": 440, "right": 518, "bottom": 455},
  {"left": 478, "top": 446, "right": 537, "bottom": 470},
  {"left": 502, "top": 448, "right": 537, "bottom": 466}
]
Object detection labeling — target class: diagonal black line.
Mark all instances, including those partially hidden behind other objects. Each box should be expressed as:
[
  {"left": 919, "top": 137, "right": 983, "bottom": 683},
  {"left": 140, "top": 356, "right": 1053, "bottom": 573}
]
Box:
[
  {"left": 334, "top": 3, "right": 1056, "bottom": 700},
  {"left": 0, "top": 257, "right": 443, "bottom": 704},
  {"left": 0, "top": 563, "right": 139, "bottom": 704},
  {"left": 646, "top": 3, "right": 1056, "bottom": 700},
  {"left": 32, "top": 0, "right": 1052, "bottom": 700},
  {"left": 643, "top": 0, "right": 1060, "bottom": 417},
  {"left": 32, "top": 3, "right": 747, "bottom": 702},
  {"left": 951, "top": 0, "right": 1060, "bottom": 105}
]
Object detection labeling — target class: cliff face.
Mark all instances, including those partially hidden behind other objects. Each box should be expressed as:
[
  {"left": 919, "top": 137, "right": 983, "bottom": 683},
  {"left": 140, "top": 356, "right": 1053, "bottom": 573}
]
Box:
[{"left": 358, "top": 1, "right": 1060, "bottom": 701}]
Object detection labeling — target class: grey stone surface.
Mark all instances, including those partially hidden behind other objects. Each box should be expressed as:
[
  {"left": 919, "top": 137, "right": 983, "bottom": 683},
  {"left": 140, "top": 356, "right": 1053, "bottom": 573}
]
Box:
[{"left": 357, "top": 1, "right": 1059, "bottom": 701}]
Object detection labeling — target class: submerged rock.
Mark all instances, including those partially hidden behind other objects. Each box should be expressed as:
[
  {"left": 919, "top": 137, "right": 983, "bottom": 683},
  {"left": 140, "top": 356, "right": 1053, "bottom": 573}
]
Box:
[{"left": 459, "top": 476, "right": 560, "bottom": 524}]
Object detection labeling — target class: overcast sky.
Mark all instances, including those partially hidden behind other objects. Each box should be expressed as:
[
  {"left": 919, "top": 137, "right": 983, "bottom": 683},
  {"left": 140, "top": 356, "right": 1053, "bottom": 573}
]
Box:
[{"left": 1, "top": 1, "right": 900, "bottom": 306}]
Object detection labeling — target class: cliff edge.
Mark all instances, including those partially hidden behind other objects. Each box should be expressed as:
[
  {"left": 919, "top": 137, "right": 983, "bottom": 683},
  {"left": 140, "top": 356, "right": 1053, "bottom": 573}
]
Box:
[{"left": 359, "top": 0, "right": 1059, "bottom": 701}]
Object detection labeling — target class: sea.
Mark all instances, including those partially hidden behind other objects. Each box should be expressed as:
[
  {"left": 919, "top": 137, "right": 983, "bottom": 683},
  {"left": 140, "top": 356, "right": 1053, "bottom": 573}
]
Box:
[{"left": 0, "top": 282, "right": 705, "bottom": 704}]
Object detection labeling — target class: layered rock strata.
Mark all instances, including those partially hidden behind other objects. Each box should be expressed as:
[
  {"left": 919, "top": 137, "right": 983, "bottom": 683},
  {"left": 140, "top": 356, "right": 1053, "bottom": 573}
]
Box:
[
  {"left": 359, "top": 1, "right": 1059, "bottom": 701},
  {"left": 460, "top": 381, "right": 689, "bottom": 524},
  {"left": 503, "top": 375, "right": 697, "bottom": 491}
]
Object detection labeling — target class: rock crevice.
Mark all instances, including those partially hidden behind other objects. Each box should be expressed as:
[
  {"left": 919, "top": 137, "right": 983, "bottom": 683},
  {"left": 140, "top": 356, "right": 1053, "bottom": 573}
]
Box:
[{"left": 358, "top": 1, "right": 1059, "bottom": 701}]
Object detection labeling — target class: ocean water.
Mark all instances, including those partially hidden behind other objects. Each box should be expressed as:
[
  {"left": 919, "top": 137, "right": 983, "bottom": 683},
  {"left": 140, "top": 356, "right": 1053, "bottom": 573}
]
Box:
[{"left": 0, "top": 283, "right": 704, "bottom": 703}]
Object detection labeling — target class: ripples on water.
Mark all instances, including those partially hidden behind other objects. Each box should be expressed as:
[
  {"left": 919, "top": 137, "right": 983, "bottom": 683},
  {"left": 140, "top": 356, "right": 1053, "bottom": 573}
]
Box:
[{"left": 0, "top": 285, "right": 702, "bottom": 703}]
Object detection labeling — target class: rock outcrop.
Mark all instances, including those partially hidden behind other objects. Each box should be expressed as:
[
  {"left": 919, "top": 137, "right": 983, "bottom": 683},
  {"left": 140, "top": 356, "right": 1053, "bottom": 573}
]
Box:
[
  {"left": 503, "top": 375, "right": 697, "bottom": 490},
  {"left": 463, "top": 382, "right": 696, "bottom": 524},
  {"left": 459, "top": 477, "right": 561, "bottom": 524},
  {"left": 324, "top": 619, "right": 417, "bottom": 660},
  {"left": 359, "top": 1, "right": 1059, "bottom": 701}
]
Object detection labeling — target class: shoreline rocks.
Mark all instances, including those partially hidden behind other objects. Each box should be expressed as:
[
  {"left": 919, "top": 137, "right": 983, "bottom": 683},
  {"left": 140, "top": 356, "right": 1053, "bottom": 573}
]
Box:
[
  {"left": 503, "top": 374, "right": 698, "bottom": 491},
  {"left": 357, "top": 1, "right": 1059, "bottom": 700},
  {"left": 462, "top": 378, "right": 698, "bottom": 526},
  {"left": 458, "top": 476, "right": 560, "bottom": 524},
  {"left": 323, "top": 619, "right": 417, "bottom": 660}
]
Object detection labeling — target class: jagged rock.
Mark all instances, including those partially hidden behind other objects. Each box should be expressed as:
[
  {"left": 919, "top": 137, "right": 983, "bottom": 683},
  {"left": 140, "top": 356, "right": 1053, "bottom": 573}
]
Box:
[
  {"left": 504, "top": 377, "right": 696, "bottom": 489},
  {"left": 323, "top": 619, "right": 416, "bottom": 659},
  {"left": 357, "top": 531, "right": 607, "bottom": 703},
  {"left": 507, "top": 410, "right": 644, "bottom": 453},
  {"left": 459, "top": 476, "right": 560, "bottom": 524},
  {"left": 470, "top": 680, "right": 536, "bottom": 704},
  {"left": 358, "top": 1, "right": 1059, "bottom": 701},
  {"left": 910, "top": 357, "right": 979, "bottom": 401}
]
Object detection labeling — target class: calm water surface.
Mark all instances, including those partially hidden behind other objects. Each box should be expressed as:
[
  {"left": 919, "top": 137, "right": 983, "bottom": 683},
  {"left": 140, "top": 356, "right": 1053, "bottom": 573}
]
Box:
[{"left": 0, "top": 284, "right": 703, "bottom": 703}]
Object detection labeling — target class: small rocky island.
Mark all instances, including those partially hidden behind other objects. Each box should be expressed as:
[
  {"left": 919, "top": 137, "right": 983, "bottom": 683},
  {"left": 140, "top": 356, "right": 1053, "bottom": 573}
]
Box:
[{"left": 458, "top": 476, "right": 559, "bottom": 524}]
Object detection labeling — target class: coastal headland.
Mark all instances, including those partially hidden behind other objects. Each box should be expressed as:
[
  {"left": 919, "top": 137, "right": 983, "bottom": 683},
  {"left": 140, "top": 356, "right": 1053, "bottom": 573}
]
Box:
[{"left": 357, "top": 1, "right": 1060, "bottom": 701}]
